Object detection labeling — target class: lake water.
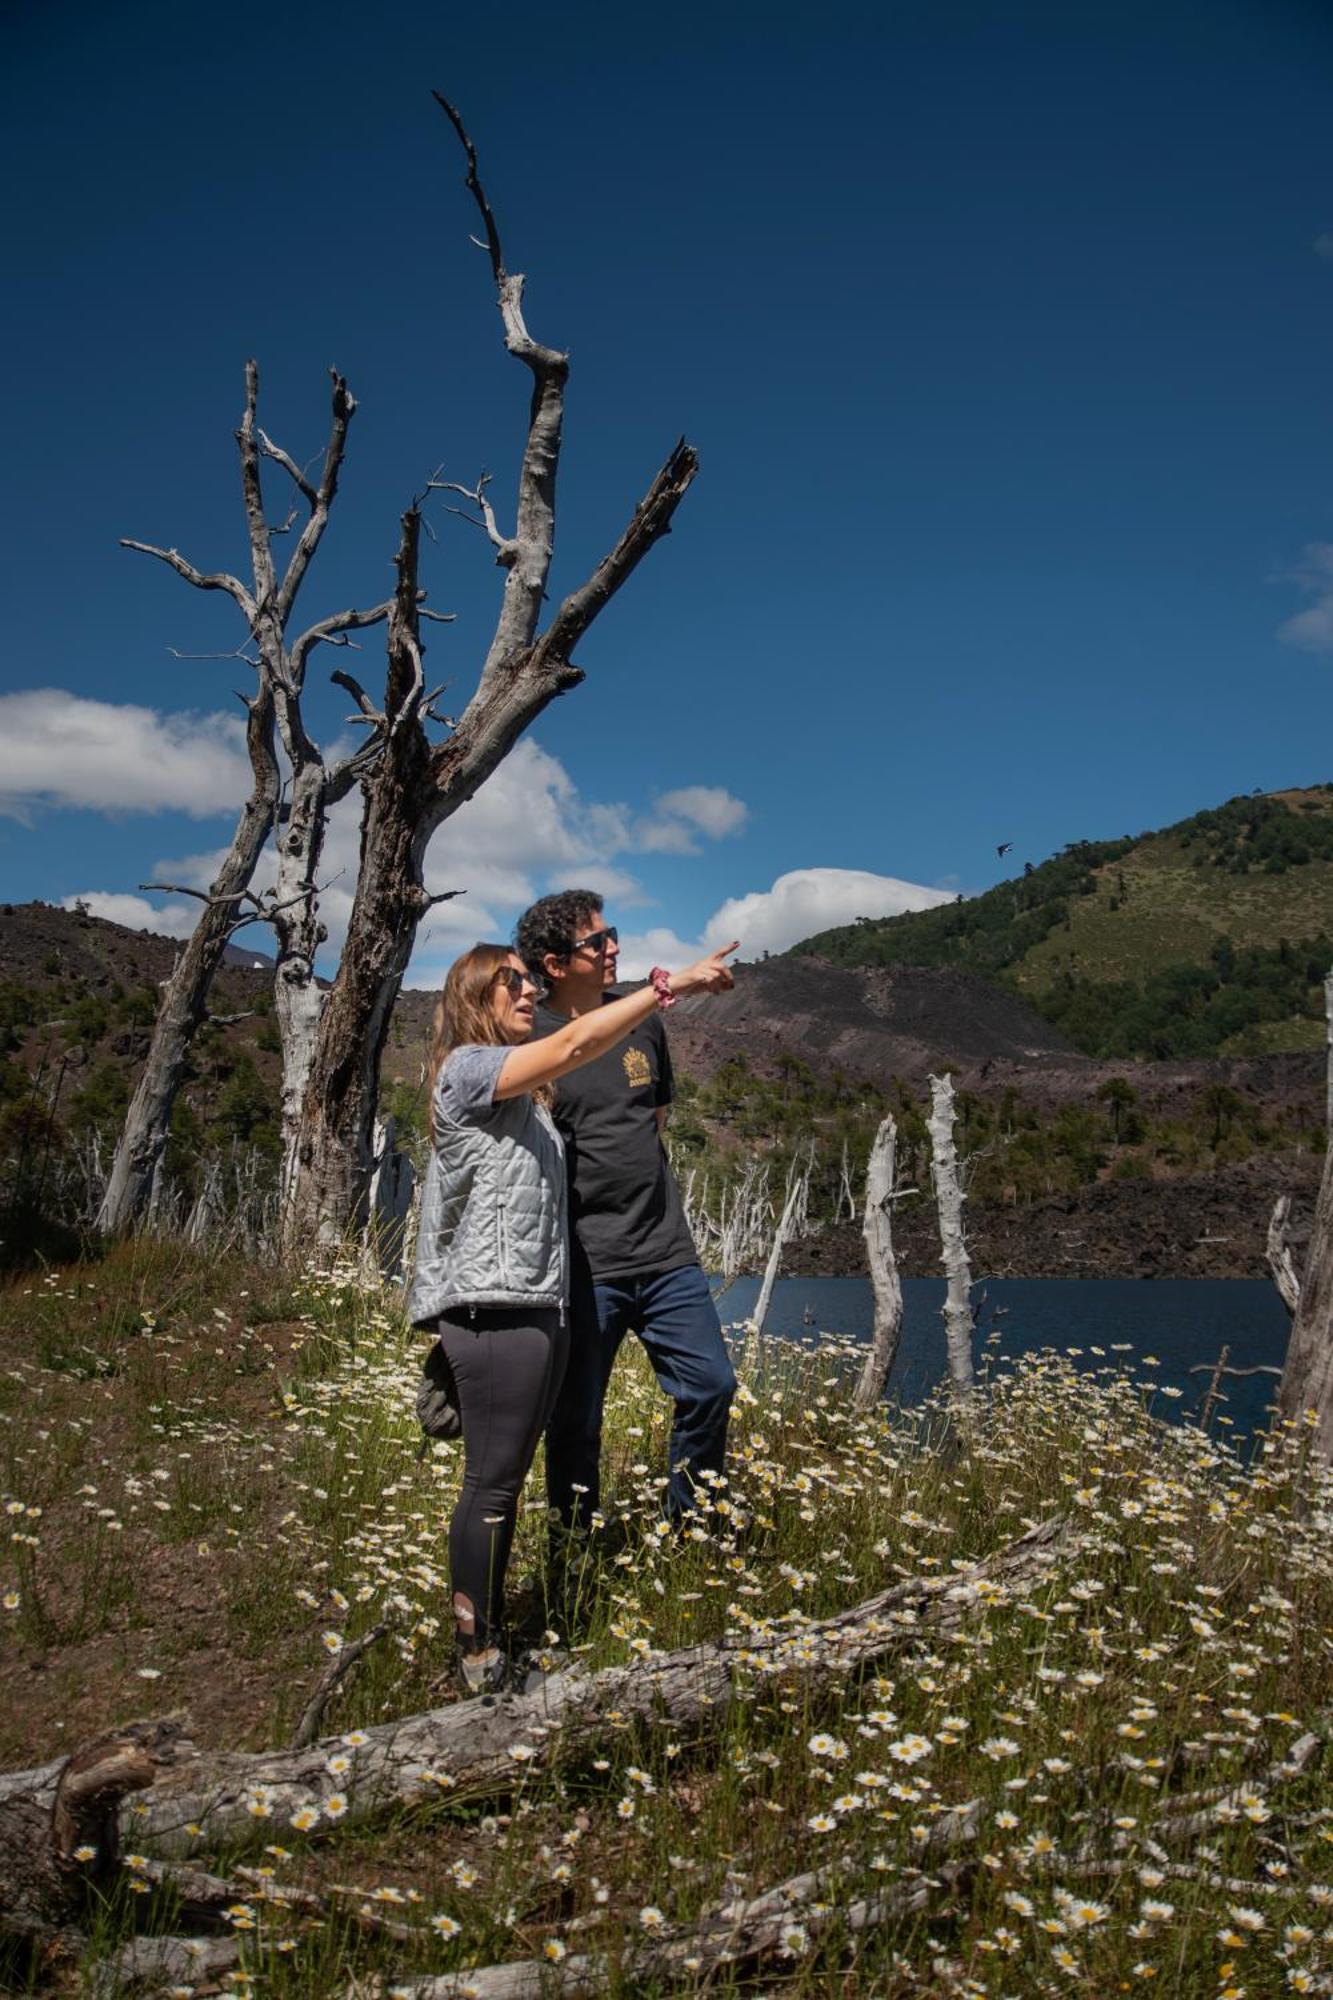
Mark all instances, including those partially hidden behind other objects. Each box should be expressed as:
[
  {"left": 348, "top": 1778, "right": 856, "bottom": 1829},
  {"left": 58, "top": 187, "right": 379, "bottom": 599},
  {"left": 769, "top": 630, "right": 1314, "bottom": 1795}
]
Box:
[{"left": 713, "top": 1277, "right": 1291, "bottom": 1441}]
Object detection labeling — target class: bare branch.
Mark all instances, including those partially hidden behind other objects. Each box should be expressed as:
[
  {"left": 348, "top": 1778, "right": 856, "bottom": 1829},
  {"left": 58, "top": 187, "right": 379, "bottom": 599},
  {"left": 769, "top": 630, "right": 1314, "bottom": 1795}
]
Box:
[
  {"left": 383, "top": 507, "right": 426, "bottom": 734},
  {"left": 290, "top": 599, "right": 394, "bottom": 685},
  {"left": 436, "top": 96, "right": 569, "bottom": 699},
  {"left": 255, "top": 426, "right": 319, "bottom": 506},
  {"left": 432, "top": 92, "right": 506, "bottom": 287},
  {"left": 274, "top": 368, "right": 357, "bottom": 625},
  {"left": 121, "top": 539, "right": 255, "bottom": 619},
  {"left": 329, "top": 669, "right": 383, "bottom": 724},
  {"left": 166, "top": 646, "right": 262, "bottom": 665},
  {"left": 426, "top": 470, "right": 515, "bottom": 563},
  {"left": 207, "top": 1012, "right": 256, "bottom": 1028},
  {"left": 138, "top": 883, "right": 259, "bottom": 910},
  {"left": 236, "top": 359, "right": 279, "bottom": 612},
  {"left": 291, "top": 1622, "right": 391, "bottom": 1751},
  {"left": 537, "top": 438, "right": 701, "bottom": 663},
  {"left": 418, "top": 606, "right": 456, "bottom": 624},
  {"left": 422, "top": 889, "right": 465, "bottom": 911}
]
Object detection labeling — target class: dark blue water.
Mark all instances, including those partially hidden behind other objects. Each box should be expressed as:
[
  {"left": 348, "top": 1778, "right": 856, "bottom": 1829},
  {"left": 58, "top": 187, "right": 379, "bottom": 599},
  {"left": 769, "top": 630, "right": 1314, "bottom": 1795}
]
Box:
[{"left": 713, "top": 1277, "right": 1290, "bottom": 1440}]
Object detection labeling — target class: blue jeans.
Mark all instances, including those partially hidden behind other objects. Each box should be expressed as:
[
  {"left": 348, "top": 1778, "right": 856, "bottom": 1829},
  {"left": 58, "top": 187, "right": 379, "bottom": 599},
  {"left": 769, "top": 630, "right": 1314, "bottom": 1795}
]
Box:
[{"left": 545, "top": 1263, "right": 737, "bottom": 1527}]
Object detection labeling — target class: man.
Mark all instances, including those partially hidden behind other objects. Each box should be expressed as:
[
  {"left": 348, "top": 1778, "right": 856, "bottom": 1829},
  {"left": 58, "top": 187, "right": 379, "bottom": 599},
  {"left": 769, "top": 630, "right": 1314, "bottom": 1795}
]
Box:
[{"left": 514, "top": 890, "right": 737, "bottom": 1531}]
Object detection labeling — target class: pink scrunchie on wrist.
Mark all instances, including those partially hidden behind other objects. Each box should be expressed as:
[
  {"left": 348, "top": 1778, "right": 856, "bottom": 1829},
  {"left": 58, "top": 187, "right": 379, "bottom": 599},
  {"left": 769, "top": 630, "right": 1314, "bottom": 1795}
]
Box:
[{"left": 649, "top": 966, "right": 677, "bottom": 1010}]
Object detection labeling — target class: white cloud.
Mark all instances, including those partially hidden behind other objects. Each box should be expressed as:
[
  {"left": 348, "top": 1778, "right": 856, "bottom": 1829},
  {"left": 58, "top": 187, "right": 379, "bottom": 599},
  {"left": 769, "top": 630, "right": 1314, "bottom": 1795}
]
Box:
[
  {"left": 60, "top": 891, "right": 200, "bottom": 939},
  {"left": 656, "top": 786, "right": 749, "bottom": 840},
  {"left": 544, "top": 863, "right": 648, "bottom": 906},
  {"left": 0, "top": 691, "right": 252, "bottom": 822},
  {"left": 636, "top": 786, "right": 749, "bottom": 854},
  {"left": 704, "top": 867, "right": 953, "bottom": 956},
  {"left": 615, "top": 866, "right": 953, "bottom": 977},
  {"left": 1277, "top": 541, "right": 1333, "bottom": 653},
  {"left": 57, "top": 722, "right": 759, "bottom": 987},
  {"left": 613, "top": 925, "right": 704, "bottom": 978}
]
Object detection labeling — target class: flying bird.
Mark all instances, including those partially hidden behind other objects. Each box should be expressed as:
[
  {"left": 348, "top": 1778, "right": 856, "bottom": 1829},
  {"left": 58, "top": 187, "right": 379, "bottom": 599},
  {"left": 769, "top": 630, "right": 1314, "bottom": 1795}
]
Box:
[{"left": 996, "top": 841, "right": 1013, "bottom": 857}]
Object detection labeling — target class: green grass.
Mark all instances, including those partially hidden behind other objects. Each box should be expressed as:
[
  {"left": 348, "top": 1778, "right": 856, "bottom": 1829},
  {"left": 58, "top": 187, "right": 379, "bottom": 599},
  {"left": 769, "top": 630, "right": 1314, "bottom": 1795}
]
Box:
[{"left": 2, "top": 1246, "right": 1333, "bottom": 1996}]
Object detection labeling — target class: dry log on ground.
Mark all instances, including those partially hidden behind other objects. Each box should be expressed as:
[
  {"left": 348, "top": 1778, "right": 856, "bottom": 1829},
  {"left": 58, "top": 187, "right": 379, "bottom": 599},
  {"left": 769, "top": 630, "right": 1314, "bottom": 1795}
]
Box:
[
  {"left": 104, "top": 1807, "right": 986, "bottom": 1997},
  {"left": 0, "top": 1519, "right": 1072, "bottom": 1936},
  {"left": 376, "top": 1861, "right": 974, "bottom": 1999},
  {"left": 83, "top": 1714, "right": 1333, "bottom": 1999},
  {"left": 0, "top": 1718, "right": 194, "bottom": 1946}
]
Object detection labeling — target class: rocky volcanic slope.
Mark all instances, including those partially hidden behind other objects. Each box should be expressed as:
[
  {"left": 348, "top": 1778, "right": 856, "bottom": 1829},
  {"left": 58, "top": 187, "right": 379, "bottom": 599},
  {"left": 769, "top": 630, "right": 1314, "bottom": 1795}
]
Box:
[{"left": 665, "top": 954, "right": 1078, "bottom": 1086}]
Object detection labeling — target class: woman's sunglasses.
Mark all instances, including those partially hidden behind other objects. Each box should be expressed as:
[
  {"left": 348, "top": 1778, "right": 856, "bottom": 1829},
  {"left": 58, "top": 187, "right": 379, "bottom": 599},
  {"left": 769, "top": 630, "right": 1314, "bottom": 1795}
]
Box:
[{"left": 493, "top": 966, "right": 540, "bottom": 996}]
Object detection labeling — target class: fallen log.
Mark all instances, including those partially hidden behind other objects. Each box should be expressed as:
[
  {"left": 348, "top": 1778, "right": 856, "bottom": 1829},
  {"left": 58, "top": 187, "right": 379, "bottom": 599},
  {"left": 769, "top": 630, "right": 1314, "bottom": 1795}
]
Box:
[
  {"left": 0, "top": 1717, "right": 194, "bottom": 1947},
  {"left": 104, "top": 1804, "right": 987, "bottom": 1997},
  {"left": 0, "top": 1520, "right": 1072, "bottom": 1943},
  {"left": 370, "top": 1861, "right": 972, "bottom": 1999}
]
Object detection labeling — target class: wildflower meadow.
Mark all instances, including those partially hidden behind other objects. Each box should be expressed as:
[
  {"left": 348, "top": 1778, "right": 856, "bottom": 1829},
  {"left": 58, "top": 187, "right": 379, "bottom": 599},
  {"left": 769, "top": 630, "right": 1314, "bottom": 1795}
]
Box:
[{"left": 2, "top": 1239, "right": 1332, "bottom": 1995}]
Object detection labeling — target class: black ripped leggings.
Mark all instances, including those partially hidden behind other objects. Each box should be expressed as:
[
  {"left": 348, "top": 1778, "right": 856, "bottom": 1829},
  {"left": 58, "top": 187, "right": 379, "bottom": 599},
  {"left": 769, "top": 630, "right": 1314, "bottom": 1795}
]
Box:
[{"left": 434, "top": 1306, "right": 569, "bottom": 1651}]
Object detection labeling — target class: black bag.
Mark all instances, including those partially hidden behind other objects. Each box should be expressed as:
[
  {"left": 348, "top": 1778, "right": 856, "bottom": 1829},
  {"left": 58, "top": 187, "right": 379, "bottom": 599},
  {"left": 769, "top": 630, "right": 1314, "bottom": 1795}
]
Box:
[{"left": 416, "top": 1338, "right": 462, "bottom": 1442}]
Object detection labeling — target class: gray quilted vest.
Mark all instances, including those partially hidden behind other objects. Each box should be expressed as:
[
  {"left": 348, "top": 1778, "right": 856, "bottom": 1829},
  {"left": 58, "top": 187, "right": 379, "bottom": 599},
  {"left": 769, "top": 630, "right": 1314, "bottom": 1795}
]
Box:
[{"left": 406, "top": 1066, "right": 567, "bottom": 1326}]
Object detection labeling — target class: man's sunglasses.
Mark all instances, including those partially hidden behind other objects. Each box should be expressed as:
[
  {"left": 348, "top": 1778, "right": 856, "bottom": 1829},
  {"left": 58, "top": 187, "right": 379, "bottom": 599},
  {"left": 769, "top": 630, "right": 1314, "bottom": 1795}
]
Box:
[
  {"left": 569, "top": 925, "right": 618, "bottom": 956},
  {"left": 493, "top": 966, "right": 540, "bottom": 996}
]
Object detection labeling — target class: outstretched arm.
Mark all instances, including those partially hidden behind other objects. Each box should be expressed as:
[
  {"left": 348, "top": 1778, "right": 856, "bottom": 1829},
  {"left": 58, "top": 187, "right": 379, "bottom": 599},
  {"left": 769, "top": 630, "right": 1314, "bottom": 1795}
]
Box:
[{"left": 493, "top": 945, "right": 738, "bottom": 1100}]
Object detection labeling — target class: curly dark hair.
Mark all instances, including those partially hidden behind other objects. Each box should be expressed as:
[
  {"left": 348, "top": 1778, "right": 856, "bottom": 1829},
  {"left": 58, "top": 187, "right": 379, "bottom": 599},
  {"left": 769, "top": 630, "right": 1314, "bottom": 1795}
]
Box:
[{"left": 514, "top": 889, "right": 604, "bottom": 975}]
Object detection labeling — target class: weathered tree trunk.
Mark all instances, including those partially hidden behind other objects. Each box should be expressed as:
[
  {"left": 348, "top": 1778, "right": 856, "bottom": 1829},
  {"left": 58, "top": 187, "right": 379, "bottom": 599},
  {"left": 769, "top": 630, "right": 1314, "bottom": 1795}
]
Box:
[
  {"left": 1276, "top": 970, "right": 1333, "bottom": 1443},
  {"left": 854, "top": 1116, "right": 904, "bottom": 1407},
  {"left": 928, "top": 1072, "right": 976, "bottom": 1404},
  {"left": 1278, "top": 1140, "right": 1333, "bottom": 1451},
  {"left": 283, "top": 511, "right": 441, "bottom": 1252},
  {"left": 285, "top": 101, "right": 699, "bottom": 1251},
  {"left": 1268, "top": 1193, "right": 1301, "bottom": 1317},
  {"left": 0, "top": 1522, "right": 1070, "bottom": 1908},
  {"left": 271, "top": 762, "right": 336, "bottom": 1206},
  {"left": 1263, "top": 971, "right": 1330, "bottom": 1328},
  {"left": 96, "top": 689, "right": 279, "bottom": 1233}
]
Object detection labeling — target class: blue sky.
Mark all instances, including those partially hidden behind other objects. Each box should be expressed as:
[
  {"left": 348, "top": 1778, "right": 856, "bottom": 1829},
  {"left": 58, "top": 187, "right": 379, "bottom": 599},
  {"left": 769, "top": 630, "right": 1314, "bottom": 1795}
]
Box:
[{"left": 2, "top": 0, "right": 1331, "bottom": 985}]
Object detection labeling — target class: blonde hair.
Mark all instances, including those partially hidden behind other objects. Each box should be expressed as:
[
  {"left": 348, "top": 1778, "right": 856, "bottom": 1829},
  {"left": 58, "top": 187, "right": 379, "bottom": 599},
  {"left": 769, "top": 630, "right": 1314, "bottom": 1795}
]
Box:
[{"left": 427, "top": 944, "right": 550, "bottom": 1135}]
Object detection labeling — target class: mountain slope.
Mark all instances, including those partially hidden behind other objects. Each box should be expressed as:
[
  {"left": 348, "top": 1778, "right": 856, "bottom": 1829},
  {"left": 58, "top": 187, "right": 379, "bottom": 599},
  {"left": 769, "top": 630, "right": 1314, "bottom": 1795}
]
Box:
[{"left": 791, "top": 786, "right": 1333, "bottom": 1059}]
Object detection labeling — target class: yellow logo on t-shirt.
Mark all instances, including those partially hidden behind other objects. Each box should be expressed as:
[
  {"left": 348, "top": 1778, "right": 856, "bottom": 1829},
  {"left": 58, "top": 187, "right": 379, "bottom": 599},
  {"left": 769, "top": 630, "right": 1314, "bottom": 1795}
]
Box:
[{"left": 622, "top": 1047, "right": 651, "bottom": 1089}]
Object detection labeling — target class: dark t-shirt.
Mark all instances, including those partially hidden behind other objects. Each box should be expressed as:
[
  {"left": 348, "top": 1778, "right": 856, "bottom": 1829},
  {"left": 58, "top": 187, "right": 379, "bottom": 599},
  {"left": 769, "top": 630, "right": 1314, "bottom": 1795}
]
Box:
[{"left": 532, "top": 995, "right": 696, "bottom": 1281}]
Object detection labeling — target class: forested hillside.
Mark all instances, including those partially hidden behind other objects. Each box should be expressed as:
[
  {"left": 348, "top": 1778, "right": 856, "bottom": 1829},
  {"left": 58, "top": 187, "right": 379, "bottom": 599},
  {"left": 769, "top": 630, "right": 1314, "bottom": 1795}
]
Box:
[{"left": 793, "top": 786, "right": 1333, "bottom": 1060}]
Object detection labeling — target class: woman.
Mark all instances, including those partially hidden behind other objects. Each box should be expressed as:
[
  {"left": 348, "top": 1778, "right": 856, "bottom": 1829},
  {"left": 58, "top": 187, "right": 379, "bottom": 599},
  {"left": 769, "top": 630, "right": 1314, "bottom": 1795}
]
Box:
[{"left": 408, "top": 937, "right": 736, "bottom": 1695}]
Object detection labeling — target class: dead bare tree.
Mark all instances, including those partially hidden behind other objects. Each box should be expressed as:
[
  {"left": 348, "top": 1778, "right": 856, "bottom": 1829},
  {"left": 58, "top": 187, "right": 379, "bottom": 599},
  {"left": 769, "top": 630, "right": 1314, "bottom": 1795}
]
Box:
[
  {"left": 1278, "top": 1148, "right": 1333, "bottom": 1452},
  {"left": 96, "top": 678, "right": 278, "bottom": 1234},
  {"left": 927, "top": 1072, "right": 976, "bottom": 1406},
  {"left": 854, "top": 1115, "right": 905, "bottom": 1407},
  {"left": 678, "top": 1156, "right": 776, "bottom": 1281},
  {"left": 283, "top": 100, "right": 699, "bottom": 1252},
  {"left": 1275, "top": 966, "right": 1333, "bottom": 1449},
  {"left": 98, "top": 367, "right": 395, "bottom": 1234}
]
